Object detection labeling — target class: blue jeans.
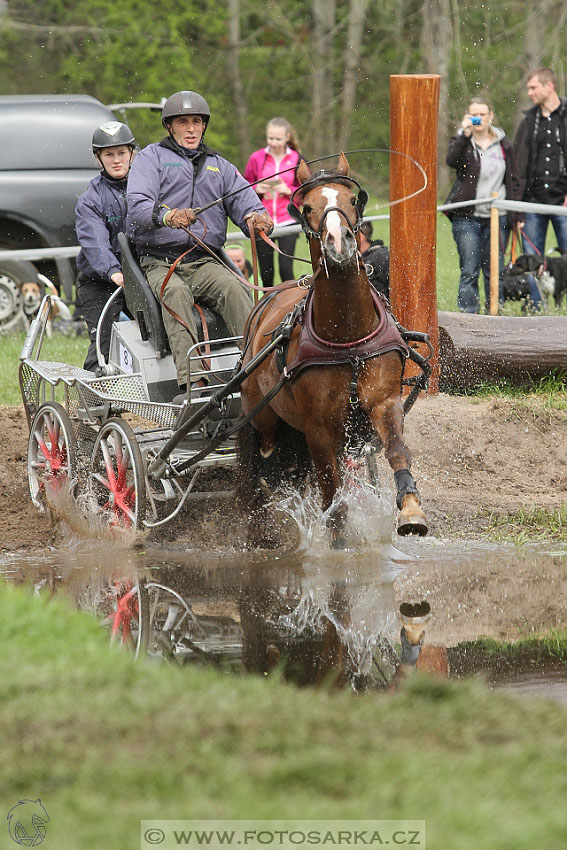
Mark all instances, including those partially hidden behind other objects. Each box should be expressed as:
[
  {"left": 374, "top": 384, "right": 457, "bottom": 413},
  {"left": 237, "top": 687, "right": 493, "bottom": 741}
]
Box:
[
  {"left": 452, "top": 216, "right": 509, "bottom": 313},
  {"left": 522, "top": 211, "right": 567, "bottom": 256}
]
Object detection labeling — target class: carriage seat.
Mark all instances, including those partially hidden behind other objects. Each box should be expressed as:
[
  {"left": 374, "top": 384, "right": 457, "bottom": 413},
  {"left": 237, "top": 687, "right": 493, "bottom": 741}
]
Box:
[{"left": 118, "top": 233, "right": 236, "bottom": 359}]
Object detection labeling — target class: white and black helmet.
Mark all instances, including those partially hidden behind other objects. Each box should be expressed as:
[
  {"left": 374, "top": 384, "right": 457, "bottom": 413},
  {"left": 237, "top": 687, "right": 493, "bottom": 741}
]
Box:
[
  {"left": 92, "top": 121, "right": 136, "bottom": 152},
  {"left": 161, "top": 91, "right": 211, "bottom": 129}
]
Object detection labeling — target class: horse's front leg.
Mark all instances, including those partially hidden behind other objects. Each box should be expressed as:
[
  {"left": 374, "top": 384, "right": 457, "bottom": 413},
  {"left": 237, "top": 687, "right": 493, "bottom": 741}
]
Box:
[{"left": 370, "top": 398, "right": 428, "bottom": 537}]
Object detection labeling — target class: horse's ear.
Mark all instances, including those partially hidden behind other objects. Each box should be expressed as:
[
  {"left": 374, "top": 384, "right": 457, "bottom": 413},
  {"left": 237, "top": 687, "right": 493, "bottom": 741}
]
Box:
[
  {"left": 297, "top": 158, "right": 312, "bottom": 185},
  {"left": 337, "top": 151, "right": 349, "bottom": 176}
]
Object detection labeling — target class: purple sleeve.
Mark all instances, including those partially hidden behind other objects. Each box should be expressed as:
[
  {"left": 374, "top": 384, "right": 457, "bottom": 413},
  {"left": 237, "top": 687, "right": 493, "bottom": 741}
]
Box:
[{"left": 75, "top": 186, "right": 121, "bottom": 280}]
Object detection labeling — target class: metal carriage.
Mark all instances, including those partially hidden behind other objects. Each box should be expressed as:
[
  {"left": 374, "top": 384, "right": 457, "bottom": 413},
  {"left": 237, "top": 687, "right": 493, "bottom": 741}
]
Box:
[{"left": 19, "top": 239, "right": 248, "bottom": 532}]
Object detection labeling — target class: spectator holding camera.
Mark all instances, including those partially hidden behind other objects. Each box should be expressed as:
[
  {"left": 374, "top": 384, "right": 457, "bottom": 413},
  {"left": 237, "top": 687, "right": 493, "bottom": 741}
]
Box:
[
  {"left": 244, "top": 117, "right": 303, "bottom": 286},
  {"left": 445, "top": 96, "right": 522, "bottom": 313}
]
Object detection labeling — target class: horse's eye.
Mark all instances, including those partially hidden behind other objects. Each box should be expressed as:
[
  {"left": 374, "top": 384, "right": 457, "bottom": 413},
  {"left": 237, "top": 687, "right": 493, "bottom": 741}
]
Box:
[
  {"left": 303, "top": 205, "right": 312, "bottom": 215},
  {"left": 350, "top": 197, "right": 356, "bottom": 206}
]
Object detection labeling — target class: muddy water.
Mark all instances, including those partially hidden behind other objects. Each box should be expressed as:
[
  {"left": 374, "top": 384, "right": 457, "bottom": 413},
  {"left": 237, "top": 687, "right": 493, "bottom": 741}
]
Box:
[{"left": 2, "top": 500, "right": 567, "bottom": 700}]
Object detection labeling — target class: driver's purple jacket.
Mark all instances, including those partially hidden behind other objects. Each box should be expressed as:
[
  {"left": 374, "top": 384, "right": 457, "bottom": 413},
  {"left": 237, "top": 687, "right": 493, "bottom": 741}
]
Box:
[{"left": 126, "top": 139, "right": 264, "bottom": 259}]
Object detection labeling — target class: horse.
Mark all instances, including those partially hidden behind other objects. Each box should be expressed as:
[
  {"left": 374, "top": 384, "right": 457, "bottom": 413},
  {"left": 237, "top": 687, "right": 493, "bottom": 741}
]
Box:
[{"left": 237, "top": 153, "right": 428, "bottom": 548}]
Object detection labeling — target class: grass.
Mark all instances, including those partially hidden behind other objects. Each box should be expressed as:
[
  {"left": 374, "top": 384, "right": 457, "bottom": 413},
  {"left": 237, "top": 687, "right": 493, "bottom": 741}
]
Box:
[
  {"left": 1, "top": 328, "right": 86, "bottom": 406},
  {"left": 448, "top": 631, "right": 567, "bottom": 675},
  {"left": 477, "top": 504, "right": 567, "bottom": 543},
  {"left": 456, "top": 373, "right": 567, "bottom": 410},
  {"left": 1, "top": 580, "right": 567, "bottom": 850}
]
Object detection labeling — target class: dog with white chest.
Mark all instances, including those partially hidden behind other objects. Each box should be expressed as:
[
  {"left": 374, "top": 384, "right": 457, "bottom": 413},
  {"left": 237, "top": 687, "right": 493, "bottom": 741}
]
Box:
[{"left": 506, "top": 249, "right": 567, "bottom": 309}]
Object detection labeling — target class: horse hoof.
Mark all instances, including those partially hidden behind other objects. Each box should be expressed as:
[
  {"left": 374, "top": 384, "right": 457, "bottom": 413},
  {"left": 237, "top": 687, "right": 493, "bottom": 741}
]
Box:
[
  {"left": 331, "top": 535, "right": 347, "bottom": 550},
  {"left": 397, "top": 494, "right": 428, "bottom": 537}
]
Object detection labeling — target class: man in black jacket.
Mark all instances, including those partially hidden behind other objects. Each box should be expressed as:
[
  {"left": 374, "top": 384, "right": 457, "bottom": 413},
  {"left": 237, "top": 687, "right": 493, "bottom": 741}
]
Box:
[{"left": 514, "top": 68, "right": 567, "bottom": 256}]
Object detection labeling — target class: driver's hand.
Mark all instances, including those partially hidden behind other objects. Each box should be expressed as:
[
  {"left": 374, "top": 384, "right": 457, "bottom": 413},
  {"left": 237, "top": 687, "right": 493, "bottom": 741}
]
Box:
[
  {"left": 166, "top": 208, "right": 198, "bottom": 228},
  {"left": 246, "top": 211, "right": 274, "bottom": 236}
]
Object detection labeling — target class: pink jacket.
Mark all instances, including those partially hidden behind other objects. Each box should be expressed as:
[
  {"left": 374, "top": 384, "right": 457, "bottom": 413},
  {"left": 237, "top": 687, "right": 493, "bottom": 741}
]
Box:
[{"left": 244, "top": 147, "right": 301, "bottom": 226}]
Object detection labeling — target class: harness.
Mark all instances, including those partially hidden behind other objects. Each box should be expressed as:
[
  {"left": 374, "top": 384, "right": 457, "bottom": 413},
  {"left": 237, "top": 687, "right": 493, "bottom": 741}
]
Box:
[
  {"left": 281, "top": 286, "right": 408, "bottom": 383},
  {"left": 286, "top": 171, "right": 369, "bottom": 242}
]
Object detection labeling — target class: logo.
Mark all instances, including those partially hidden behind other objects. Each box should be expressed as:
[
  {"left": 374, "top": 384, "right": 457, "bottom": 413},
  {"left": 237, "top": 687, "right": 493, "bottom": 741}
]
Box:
[
  {"left": 7, "top": 800, "right": 49, "bottom": 846},
  {"left": 206, "top": 165, "right": 220, "bottom": 172}
]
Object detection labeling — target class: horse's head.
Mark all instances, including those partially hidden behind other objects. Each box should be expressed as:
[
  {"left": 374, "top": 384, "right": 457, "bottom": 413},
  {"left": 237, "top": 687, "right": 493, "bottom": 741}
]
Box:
[{"left": 288, "top": 153, "right": 368, "bottom": 268}]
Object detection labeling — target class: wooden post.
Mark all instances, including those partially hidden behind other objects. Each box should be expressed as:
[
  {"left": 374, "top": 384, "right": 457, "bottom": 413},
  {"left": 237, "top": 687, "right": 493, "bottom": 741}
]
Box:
[
  {"left": 489, "top": 191, "right": 499, "bottom": 315},
  {"left": 390, "top": 74, "right": 440, "bottom": 393}
]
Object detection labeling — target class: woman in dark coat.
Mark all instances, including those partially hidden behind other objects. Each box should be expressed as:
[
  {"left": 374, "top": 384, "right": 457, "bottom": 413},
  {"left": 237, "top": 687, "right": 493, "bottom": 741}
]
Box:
[{"left": 446, "top": 96, "right": 521, "bottom": 313}]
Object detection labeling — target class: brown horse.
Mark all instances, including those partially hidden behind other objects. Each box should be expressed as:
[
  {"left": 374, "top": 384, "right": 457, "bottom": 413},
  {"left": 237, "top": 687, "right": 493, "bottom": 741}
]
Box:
[{"left": 238, "top": 153, "right": 427, "bottom": 548}]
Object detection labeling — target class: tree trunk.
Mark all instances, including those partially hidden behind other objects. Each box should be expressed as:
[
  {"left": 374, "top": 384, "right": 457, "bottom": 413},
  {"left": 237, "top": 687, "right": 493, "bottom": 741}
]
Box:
[
  {"left": 311, "top": 0, "right": 336, "bottom": 157},
  {"left": 420, "top": 0, "right": 452, "bottom": 191},
  {"left": 337, "top": 0, "right": 368, "bottom": 152},
  {"left": 226, "top": 0, "right": 251, "bottom": 166},
  {"left": 438, "top": 311, "right": 567, "bottom": 389}
]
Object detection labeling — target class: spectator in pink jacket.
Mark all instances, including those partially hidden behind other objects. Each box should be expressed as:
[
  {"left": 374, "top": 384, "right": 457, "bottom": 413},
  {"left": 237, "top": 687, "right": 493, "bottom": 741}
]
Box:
[{"left": 244, "top": 118, "right": 303, "bottom": 286}]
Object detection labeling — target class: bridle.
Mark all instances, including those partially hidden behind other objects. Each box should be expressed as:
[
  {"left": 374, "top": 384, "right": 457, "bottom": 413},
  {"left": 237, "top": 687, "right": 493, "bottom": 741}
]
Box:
[{"left": 286, "top": 171, "right": 369, "bottom": 247}]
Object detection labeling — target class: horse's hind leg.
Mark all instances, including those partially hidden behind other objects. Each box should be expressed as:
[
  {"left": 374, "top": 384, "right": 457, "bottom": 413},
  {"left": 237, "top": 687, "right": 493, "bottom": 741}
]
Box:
[
  {"left": 371, "top": 399, "right": 428, "bottom": 537},
  {"left": 236, "top": 421, "right": 279, "bottom": 548}
]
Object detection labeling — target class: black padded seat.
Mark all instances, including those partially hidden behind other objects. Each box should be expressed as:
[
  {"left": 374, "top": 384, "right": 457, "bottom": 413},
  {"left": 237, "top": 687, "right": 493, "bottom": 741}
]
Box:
[{"left": 118, "top": 234, "right": 238, "bottom": 357}]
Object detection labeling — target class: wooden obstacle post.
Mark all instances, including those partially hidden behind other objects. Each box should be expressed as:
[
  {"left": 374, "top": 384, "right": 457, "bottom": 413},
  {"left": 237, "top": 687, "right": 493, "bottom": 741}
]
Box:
[
  {"left": 390, "top": 74, "right": 440, "bottom": 393},
  {"left": 489, "top": 191, "right": 499, "bottom": 315}
]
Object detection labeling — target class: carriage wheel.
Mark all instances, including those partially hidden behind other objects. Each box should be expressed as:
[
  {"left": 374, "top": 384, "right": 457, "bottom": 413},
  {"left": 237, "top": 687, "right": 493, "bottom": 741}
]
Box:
[
  {"left": 101, "top": 580, "right": 150, "bottom": 658},
  {"left": 90, "top": 418, "right": 146, "bottom": 531},
  {"left": 27, "top": 402, "right": 77, "bottom": 510}
]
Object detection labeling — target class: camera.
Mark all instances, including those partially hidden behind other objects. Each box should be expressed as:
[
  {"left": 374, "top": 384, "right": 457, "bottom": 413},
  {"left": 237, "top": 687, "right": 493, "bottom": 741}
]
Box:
[{"left": 470, "top": 116, "right": 482, "bottom": 126}]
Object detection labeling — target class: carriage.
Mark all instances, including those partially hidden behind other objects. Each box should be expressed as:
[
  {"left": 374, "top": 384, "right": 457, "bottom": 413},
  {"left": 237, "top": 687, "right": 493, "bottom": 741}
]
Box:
[{"left": 19, "top": 156, "right": 433, "bottom": 541}]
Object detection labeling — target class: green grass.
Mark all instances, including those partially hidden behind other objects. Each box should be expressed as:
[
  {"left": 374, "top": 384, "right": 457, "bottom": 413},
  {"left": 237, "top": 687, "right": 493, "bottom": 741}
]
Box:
[
  {"left": 448, "top": 632, "right": 567, "bottom": 675},
  {"left": 456, "top": 373, "right": 567, "bottom": 410},
  {"left": 0, "top": 329, "right": 86, "bottom": 405},
  {"left": 1, "top": 581, "right": 567, "bottom": 850},
  {"left": 477, "top": 504, "right": 567, "bottom": 543}
]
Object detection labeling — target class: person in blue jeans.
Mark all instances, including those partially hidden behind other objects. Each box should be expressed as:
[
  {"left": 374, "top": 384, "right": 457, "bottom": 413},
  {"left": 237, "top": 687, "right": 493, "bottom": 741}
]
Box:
[
  {"left": 514, "top": 68, "right": 567, "bottom": 258},
  {"left": 446, "top": 96, "right": 526, "bottom": 313}
]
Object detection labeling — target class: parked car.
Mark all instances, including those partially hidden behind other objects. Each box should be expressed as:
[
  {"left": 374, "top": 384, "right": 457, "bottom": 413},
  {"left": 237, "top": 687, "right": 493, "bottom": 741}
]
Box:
[{"left": 0, "top": 94, "right": 161, "bottom": 331}]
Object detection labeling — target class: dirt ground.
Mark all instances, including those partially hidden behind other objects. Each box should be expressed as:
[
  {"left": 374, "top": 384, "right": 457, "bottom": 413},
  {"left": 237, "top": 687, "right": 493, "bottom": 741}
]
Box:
[{"left": 2, "top": 394, "right": 567, "bottom": 552}]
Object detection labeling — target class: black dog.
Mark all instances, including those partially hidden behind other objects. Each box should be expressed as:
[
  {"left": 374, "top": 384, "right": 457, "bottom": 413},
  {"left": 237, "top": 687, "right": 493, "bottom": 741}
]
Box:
[
  {"left": 502, "top": 269, "right": 537, "bottom": 310},
  {"left": 507, "top": 249, "right": 567, "bottom": 309}
]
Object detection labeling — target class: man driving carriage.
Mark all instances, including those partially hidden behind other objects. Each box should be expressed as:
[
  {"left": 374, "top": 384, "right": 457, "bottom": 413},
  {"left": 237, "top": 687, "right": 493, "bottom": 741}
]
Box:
[{"left": 126, "top": 90, "right": 273, "bottom": 399}]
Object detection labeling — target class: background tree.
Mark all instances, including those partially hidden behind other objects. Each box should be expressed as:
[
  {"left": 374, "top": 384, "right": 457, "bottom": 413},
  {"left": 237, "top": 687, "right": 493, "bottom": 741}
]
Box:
[{"left": 0, "top": 0, "right": 565, "bottom": 194}]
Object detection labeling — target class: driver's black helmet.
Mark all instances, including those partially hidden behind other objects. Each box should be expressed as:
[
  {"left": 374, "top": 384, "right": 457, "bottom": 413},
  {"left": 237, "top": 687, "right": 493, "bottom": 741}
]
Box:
[
  {"left": 161, "top": 91, "right": 211, "bottom": 128},
  {"left": 92, "top": 121, "right": 136, "bottom": 152}
]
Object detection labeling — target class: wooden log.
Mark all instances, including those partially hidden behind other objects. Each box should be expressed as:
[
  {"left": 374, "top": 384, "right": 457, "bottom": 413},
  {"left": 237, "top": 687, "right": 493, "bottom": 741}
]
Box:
[{"left": 438, "top": 311, "right": 567, "bottom": 389}]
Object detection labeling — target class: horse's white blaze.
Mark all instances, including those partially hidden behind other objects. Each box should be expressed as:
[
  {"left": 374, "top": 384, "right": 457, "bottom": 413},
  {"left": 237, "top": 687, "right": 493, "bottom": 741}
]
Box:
[{"left": 322, "top": 188, "right": 342, "bottom": 253}]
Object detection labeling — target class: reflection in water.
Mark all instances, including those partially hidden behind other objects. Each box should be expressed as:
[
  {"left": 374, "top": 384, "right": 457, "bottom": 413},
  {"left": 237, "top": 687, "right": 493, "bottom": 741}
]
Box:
[
  {"left": 0, "top": 539, "right": 434, "bottom": 691},
  {"left": 2, "top": 507, "right": 566, "bottom": 699}
]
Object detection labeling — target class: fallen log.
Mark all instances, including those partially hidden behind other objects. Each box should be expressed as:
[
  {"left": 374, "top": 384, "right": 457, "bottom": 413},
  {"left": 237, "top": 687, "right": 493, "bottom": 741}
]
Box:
[{"left": 437, "top": 311, "right": 567, "bottom": 389}]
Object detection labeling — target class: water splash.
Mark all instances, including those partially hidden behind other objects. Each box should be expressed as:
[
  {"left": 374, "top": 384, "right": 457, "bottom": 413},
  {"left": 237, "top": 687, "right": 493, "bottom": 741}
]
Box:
[
  {"left": 272, "top": 458, "right": 396, "bottom": 552},
  {"left": 43, "top": 478, "right": 142, "bottom": 548}
]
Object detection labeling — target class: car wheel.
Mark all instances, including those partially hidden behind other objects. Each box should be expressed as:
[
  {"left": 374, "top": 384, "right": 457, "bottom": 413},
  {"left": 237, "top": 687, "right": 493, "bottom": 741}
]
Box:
[{"left": 0, "top": 259, "right": 42, "bottom": 332}]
